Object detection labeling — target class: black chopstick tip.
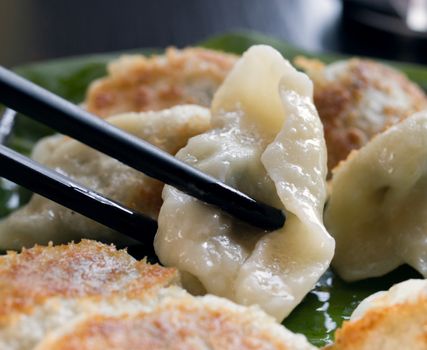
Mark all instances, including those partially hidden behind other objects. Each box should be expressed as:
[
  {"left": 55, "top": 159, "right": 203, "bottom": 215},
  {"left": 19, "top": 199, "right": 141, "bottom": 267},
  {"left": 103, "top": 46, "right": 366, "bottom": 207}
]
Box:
[
  {"left": 0, "top": 65, "right": 287, "bottom": 233},
  {"left": 240, "top": 206, "right": 285, "bottom": 231}
]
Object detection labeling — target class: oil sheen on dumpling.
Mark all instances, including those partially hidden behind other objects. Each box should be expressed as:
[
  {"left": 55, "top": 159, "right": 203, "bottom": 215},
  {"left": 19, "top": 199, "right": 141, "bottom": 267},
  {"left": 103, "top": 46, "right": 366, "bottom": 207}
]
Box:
[
  {"left": 325, "top": 112, "right": 427, "bottom": 281},
  {"left": 0, "top": 105, "right": 210, "bottom": 251},
  {"left": 154, "top": 45, "right": 335, "bottom": 322}
]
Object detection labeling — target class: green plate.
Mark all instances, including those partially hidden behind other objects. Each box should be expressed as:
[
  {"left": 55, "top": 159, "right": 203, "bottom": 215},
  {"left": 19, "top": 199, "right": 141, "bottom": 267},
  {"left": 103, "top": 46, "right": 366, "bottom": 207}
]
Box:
[{"left": 1, "top": 31, "right": 425, "bottom": 347}]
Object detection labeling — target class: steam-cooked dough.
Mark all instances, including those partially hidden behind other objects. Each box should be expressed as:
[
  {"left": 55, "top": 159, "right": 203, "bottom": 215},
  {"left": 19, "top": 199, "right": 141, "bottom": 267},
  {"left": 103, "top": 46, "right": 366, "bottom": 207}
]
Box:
[
  {"left": 325, "top": 112, "right": 427, "bottom": 281},
  {"left": 155, "top": 45, "right": 335, "bottom": 322},
  {"left": 85, "top": 47, "right": 238, "bottom": 117},
  {"left": 0, "top": 105, "right": 210, "bottom": 250},
  {"left": 296, "top": 57, "right": 427, "bottom": 171},
  {"left": 329, "top": 279, "right": 427, "bottom": 350}
]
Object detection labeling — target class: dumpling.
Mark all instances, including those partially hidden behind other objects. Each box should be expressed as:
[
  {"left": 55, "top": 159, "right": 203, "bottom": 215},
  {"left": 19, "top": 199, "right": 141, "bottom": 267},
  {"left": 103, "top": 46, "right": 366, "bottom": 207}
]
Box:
[
  {"left": 0, "top": 240, "right": 316, "bottom": 350},
  {"left": 0, "top": 105, "right": 210, "bottom": 250},
  {"left": 85, "top": 47, "right": 238, "bottom": 118},
  {"left": 330, "top": 279, "right": 427, "bottom": 350},
  {"left": 325, "top": 111, "right": 427, "bottom": 281},
  {"left": 0, "top": 240, "right": 179, "bottom": 350},
  {"left": 155, "top": 45, "right": 335, "bottom": 322},
  {"left": 35, "top": 288, "right": 317, "bottom": 350},
  {"left": 296, "top": 57, "right": 427, "bottom": 172}
]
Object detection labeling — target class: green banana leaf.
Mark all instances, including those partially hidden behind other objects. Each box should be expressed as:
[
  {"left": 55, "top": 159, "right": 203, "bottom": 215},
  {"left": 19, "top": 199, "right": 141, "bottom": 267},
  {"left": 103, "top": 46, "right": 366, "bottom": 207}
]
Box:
[{"left": 1, "top": 31, "right": 425, "bottom": 347}]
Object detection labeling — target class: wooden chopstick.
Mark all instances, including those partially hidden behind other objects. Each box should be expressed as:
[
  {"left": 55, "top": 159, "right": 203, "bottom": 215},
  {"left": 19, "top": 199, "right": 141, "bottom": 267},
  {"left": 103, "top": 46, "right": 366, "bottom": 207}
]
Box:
[
  {"left": 0, "top": 66, "right": 285, "bottom": 231},
  {"left": 0, "top": 144, "right": 157, "bottom": 245}
]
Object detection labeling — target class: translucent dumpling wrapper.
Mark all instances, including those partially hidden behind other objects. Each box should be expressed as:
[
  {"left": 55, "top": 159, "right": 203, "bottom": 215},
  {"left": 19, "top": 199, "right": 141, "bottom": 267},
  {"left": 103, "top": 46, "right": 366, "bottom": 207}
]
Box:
[
  {"left": 154, "top": 45, "right": 335, "bottom": 322},
  {"left": 0, "top": 105, "right": 211, "bottom": 251},
  {"left": 325, "top": 111, "right": 427, "bottom": 281}
]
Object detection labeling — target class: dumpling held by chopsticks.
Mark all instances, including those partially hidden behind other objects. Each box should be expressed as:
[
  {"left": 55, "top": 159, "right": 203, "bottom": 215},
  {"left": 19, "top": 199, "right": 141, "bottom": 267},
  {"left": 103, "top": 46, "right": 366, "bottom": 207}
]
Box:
[{"left": 155, "top": 45, "right": 335, "bottom": 322}]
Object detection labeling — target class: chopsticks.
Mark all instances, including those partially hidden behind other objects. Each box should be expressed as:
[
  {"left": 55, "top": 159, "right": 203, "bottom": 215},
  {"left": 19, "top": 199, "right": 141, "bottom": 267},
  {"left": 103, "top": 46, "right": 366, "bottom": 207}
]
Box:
[
  {"left": 0, "top": 108, "right": 15, "bottom": 144},
  {"left": 0, "top": 108, "right": 157, "bottom": 245},
  {"left": 0, "top": 144, "right": 157, "bottom": 245},
  {"left": 0, "top": 66, "right": 285, "bottom": 232}
]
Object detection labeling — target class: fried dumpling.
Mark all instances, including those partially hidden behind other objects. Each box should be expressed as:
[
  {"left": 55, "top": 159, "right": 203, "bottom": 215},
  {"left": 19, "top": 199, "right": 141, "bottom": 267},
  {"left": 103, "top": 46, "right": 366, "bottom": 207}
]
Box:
[
  {"left": 0, "top": 240, "right": 315, "bottom": 350},
  {"left": 330, "top": 279, "right": 427, "bottom": 350},
  {"left": 85, "top": 47, "right": 238, "bottom": 118},
  {"left": 296, "top": 57, "right": 427, "bottom": 172},
  {"left": 0, "top": 240, "right": 179, "bottom": 350},
  {"left": 325, "top": 111, "right": 427, "bottom": 281},
  {"left": 155, "top": 45, "right": 335, "bottom": 321},
  {"left": 0, "top": 105, "right": 210, "bottom": 250},
  {"left": 35, "top": 287, "right": 317, "bottom": 350}
]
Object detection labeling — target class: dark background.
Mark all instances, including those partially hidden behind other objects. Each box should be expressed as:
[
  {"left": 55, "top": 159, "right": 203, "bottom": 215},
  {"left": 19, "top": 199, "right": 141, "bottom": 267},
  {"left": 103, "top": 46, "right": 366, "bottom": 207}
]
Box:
[{"left": 1, "top": 0, "right": 427, "bottom": 67}]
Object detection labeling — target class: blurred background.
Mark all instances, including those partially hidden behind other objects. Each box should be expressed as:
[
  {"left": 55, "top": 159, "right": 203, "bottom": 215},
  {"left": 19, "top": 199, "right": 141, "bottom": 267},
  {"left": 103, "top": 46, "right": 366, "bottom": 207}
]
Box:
[{"left": 1, "top": 0, "right": 427, "bottom": 67}]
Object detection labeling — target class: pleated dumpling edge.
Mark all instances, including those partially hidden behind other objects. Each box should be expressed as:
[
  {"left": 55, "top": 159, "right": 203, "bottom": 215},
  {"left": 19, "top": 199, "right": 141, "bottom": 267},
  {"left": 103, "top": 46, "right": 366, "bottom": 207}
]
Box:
[{"left": 154, "top": 45, "right": 335, "bottom": 322}]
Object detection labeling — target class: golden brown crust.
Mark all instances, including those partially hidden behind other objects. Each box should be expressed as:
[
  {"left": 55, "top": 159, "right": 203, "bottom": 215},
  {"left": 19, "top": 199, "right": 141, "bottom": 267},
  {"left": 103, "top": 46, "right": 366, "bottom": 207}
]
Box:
[
  {"left": 85, "top": 48, "right": 237, "bottom": 117},
  {"left": 37, "top": 295, "right": 301, "bottom": 350},
  {"left": 0, "top": 240, "right": 178, "bottom": 324},
  {"left": 296, "top": 57, "right": 427, "bottom": 172},
  {"left": 330, "top": 296, "right": 427, "bottom": 350}
]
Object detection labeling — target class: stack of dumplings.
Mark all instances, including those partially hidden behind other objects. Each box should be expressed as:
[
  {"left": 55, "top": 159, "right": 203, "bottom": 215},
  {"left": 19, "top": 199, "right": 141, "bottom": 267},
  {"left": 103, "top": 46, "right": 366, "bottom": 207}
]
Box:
[
  {"left": 3, "top": 41, "right": 427, "bottom": 348},
  {"left": 0, "top": 45, "right": 335, "bottom": 324},
  {"left": 0, "top": 240, "right": 316, "bottom": 350}
]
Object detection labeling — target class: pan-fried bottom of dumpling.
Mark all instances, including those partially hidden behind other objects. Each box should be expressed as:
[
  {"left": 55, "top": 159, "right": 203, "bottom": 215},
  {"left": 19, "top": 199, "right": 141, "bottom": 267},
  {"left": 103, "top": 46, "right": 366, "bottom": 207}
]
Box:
[
  {"left": 35, "top": 287, "right": 316, "bottom": 350},
  {"left": 296, "top": 57, "right": 427, "bottom": 172},
  {"left": 325, "top": 111, "right": 427, "bottom": 281},
  {"left": 2, "top": 293, "right": 169, "bottom": 350},
  {"left": 329, "top": 279, "right": 427, "bottom": 350},
  {"left": 0, "top": 240, "right": 315, "bottom": 350},
  {"left": 0, "top": 105, "right": 210, "bottom": 250},
  {"left": 0, "top": 240, "right": 179, "bottom": 350},
  {"left": 0, "top": 239, "right": 179, "bottom": 318},
  {"left": 85, "top": 47, "right": 238, "bottom": 118}
]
